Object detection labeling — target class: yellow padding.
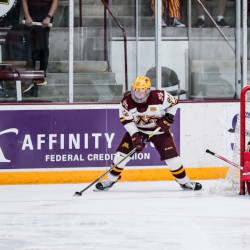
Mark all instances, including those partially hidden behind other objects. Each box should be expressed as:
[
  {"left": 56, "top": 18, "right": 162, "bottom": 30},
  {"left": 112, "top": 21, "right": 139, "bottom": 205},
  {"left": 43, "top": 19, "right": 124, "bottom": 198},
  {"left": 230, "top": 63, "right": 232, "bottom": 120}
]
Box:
[{"left": 0, "top": 167, "right": 229, "bottom": 185}]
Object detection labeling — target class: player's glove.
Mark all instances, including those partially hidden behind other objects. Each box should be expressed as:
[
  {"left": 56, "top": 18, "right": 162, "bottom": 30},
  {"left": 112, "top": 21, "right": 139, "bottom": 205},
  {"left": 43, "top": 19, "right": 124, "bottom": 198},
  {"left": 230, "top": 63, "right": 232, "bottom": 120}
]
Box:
[
  {"left": 156, "top": 116, "right": 173, "bottom": 133},
  {"left": 131, "top": 132, "right": 145, "bottom": 152}
]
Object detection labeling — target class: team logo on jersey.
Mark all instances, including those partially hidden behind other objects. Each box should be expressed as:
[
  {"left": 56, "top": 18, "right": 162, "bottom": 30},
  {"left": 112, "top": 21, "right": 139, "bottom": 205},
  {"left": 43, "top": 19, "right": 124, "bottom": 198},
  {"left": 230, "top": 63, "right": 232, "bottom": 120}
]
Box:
[
  {"left": 150, "top": 107, "right": 157, "bottom": 112},
  {"left": 157, "top": 92, "right": 164, "bottom": 102},
  {"left": 0, "top": 0, "right": 16, "bottom": 18},
  {"left": 122, "top": 110, "right": 129, "bottom": 117},
  {"left": 165, "top": 146, "right": 173, "bottom": 151},
  {"left": 136, "top": 115, "right": 159, "bottom": 125},
  {"left": 122, "top": 99, "right": 128, "bottom": 110},
  {"left": 122, "top": 142, "right": 129, "bottom": 149}
]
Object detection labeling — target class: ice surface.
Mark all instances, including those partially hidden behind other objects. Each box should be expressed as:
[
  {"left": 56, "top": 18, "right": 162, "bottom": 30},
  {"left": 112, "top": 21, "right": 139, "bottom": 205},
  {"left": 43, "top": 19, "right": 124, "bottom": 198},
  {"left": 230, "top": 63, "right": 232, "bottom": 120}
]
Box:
[{"left": 0, "top": 180, "right": 250, "bottom": 250}]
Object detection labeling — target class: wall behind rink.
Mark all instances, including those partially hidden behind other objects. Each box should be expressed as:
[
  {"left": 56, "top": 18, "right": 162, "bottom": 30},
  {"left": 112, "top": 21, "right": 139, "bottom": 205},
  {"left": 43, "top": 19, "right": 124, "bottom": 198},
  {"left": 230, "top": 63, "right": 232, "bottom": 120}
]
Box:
[{"left": 0, "top": 102, "right": 239, "bottom": 184}]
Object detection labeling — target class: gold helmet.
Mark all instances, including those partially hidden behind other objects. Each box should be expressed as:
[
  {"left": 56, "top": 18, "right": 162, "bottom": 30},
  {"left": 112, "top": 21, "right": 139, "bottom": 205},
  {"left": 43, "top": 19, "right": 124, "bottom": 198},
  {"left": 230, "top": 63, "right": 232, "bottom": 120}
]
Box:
[{"left": 131, "top": 76, "right": 151, "bottom": 103}]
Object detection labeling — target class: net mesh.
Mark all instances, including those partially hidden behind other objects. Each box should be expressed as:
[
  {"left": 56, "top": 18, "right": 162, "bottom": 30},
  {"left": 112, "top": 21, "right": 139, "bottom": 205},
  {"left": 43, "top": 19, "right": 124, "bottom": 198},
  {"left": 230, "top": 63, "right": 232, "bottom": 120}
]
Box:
[
  {"left": 209, "top": 90, "right": 250, "bottom": 195},
  {"left": 209, "top": 114, "right": 240, "bottom": 194}
]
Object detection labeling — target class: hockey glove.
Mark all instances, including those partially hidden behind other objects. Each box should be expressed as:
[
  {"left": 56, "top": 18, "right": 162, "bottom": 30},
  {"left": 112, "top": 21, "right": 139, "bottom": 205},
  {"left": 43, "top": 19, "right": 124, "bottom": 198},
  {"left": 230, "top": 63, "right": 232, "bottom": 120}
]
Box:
[
  {"left": 131, "top": 132, "right": 145, "bottom": 152},
  {"left": 156, "top": 116, "right": 173, "bottom": 133}
]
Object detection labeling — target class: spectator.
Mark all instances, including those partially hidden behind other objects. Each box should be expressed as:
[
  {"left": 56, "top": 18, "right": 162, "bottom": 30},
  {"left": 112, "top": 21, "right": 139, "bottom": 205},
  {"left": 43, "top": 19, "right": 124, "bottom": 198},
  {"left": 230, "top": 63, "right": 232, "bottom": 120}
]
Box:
[
  {"left": 194, "top": 0, "right": 230, "bottom": 28},
  {"left": 151, "top": 0, "right": 185, "bottom": 27},
  {"left": 21, "top": 0, "right": 58, "bottom": 93}
]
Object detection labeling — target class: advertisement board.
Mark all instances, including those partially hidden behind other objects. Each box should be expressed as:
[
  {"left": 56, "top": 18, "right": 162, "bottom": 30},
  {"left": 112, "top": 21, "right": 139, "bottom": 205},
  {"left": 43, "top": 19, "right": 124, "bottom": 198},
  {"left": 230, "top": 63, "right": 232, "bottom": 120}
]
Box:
[{"left": 0, "top": 109, "right": 180, "bottom": 169}]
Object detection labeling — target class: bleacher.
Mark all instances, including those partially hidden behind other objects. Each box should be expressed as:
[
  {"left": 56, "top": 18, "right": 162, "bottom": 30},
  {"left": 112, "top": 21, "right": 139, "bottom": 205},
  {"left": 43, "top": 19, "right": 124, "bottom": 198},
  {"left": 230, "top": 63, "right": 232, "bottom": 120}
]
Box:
[{"left": 0, "top": 0, "right": 249, "bottom": 102}]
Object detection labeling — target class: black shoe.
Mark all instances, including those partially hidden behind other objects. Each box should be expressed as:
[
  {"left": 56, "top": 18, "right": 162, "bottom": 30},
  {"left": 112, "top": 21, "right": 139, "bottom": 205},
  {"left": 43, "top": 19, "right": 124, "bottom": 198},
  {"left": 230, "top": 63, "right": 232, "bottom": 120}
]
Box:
[
  {"left": 180, "top": 181, "right": 202, "bottom": 191},
  {"left": 216, "top": 18, "right": 230, "bottom": 28},
  {"left": 95, "top": 180, "right": 116, "bottom": 191},
  {"left": 194, "top": 18, "right": 205, "bottom": 27}
]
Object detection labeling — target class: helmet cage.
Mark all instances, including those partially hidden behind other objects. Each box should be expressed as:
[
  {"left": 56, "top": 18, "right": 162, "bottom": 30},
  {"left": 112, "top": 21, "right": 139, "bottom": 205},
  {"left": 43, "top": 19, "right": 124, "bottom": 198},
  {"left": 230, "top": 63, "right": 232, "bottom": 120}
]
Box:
[
  {"left": 131, "top": 89, "right": 150, "bottom": 103},
  {"left": 131, "top": 76, "right": 151, "bottom": 103}
]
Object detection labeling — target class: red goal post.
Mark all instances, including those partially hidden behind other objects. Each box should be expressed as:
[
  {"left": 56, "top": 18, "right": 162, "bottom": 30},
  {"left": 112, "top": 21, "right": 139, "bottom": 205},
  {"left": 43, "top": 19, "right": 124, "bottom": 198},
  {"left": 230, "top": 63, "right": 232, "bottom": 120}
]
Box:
[{"left": 240, "top": 85, "right": 250, "bottom": 195}]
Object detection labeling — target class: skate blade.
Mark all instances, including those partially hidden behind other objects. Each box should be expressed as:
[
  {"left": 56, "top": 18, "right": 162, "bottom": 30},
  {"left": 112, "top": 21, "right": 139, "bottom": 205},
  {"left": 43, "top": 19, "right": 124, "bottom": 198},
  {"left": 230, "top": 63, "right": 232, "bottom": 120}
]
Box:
[{"left": 93, "top": 188, "right": 110, "bottom": 192}]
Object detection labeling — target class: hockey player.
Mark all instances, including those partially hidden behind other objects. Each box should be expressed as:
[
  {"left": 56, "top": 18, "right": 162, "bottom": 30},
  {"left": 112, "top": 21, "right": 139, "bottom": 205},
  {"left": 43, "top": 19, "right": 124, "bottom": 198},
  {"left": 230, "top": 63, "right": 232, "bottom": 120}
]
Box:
[{"left": 95, "top": 76, "right": 202, "bottom": 191}]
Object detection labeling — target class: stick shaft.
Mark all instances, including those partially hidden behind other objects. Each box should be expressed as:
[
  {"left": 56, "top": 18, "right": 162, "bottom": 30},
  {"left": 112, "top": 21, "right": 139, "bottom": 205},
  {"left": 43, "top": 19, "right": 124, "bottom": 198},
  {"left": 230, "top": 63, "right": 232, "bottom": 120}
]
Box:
[
  {"left": 77, "top": 147, "right": 137, "bottom": 194},
  {"left": 206, "top": 149, "right": 243, "bottom": 170},
  {"left": 75, "top": 127, "right": 161, "bottom": 195}
]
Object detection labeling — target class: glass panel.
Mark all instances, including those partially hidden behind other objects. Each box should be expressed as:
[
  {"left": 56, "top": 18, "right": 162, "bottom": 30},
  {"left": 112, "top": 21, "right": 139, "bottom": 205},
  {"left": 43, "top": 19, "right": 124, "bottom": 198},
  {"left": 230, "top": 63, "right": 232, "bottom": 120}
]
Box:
[
  {"left": 0, "top": 0, "right": 245, "bottom": 103},
  {"left": 189, "top": 0, "right": 236, "bottom": 99},
  {"left": 106, "top": 0, "right": 135, "bottom": 98},
  {"left": 140, "top": 0, "right": 188, "bottom": 100},
  {"left": 73, "top": 0, "right": 131, "bottom": 103},
  {"left": 137, "top": 0, "right": 156, "bottom": 90},
  {"left": 0, "top": 0, "right": 69, "bottom": 103}
]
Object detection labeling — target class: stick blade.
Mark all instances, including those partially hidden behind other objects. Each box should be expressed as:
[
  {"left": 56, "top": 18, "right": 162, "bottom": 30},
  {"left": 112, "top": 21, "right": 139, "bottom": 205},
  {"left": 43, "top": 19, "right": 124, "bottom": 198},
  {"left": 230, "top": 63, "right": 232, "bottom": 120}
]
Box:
[{"left": 74, "top": 191, "right": 82, "bottom": 197}]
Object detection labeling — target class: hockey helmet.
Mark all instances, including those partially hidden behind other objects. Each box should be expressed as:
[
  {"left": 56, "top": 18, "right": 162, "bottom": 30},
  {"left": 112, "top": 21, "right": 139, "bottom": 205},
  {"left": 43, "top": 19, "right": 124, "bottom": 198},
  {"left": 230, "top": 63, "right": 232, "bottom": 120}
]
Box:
[{"left": 131, "top": 76, "right": 151, "bottom": 103}]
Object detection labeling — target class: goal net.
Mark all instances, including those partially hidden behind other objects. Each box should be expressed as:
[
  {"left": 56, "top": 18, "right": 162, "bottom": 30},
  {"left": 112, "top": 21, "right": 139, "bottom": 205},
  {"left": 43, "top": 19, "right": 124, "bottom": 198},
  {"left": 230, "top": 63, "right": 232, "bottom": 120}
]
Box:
[
  {"left": 210, "top": 86, "right": 250, "bottom": 195},
  {"left": 239, "top": 86, "right": 250, "bottom": 194}
]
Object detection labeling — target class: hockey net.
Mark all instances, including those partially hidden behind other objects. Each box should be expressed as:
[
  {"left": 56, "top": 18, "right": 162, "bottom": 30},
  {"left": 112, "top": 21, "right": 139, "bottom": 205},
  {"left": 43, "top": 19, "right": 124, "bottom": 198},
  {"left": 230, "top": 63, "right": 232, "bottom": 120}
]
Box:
[
  {"left": 210, "top": 86, "right": 250, "bottom": 195},
  {"left": 239, "top": 86, "right": 250, "bottom": 194}
]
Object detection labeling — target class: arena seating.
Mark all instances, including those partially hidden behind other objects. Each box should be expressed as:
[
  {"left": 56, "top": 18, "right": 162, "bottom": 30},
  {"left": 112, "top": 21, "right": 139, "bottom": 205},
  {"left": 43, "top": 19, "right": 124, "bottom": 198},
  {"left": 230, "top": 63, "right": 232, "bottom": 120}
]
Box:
[{"left": 0, "top": 63, "right": 44, "bottom": 101}]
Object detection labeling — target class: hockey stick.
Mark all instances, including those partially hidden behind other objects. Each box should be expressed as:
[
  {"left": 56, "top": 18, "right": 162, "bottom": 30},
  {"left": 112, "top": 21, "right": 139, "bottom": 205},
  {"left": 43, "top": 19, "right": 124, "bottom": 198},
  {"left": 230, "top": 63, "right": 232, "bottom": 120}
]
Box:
[
  {"left": 74, "top": 127, "right": 161, "bottom": 196},
  {"left": 22, "top": 20, "right": 53, "bottom": 28},
  {"left": 206, "top": 149, "right": 243, "bottom": 170}
]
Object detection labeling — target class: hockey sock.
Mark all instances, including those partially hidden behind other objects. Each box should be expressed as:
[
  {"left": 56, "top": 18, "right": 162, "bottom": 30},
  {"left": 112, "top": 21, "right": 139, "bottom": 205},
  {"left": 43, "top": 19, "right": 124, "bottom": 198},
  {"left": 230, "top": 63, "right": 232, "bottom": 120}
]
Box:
[
  {"left": 107, "top": 152, "right": 131, "bottom": 182},
  {"left": 165, "top": 156, "right": 189, "bottom": 184}
]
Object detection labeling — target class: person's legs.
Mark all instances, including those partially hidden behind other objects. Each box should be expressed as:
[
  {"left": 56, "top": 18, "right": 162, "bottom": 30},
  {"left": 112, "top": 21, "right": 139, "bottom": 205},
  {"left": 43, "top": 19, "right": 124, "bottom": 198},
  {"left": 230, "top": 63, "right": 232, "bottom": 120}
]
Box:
[
  {"left": 167, "top": 0, "right": 185, "bottom": 27},
  {"left": 194, "top": 0, "right": 206, "bottom": 27},
  {"left": 151, "top": 0, "right": 165, "bottom": 19},
  {"left": 217, "top": 0, "right": 228, "bottom": 16},
  {"left": 39, "top": 27, "right": 50, "bottom": 73},
  {"left": 167, "top": 0, "right": 180, "bottom": 20},
  {"left": 196, "top": 0, "right": 206, "bottom": 17},
  {"left": 151, "top": 133, "right": 202, "bottom": 190},
  {"left": 95, "top": 133, "right": 133, "bottom": 190},
  {"left": 151, "top": 0, "right": 167, "bottom": 26},
  {"left": 216, "top": 0, "right": 230, "bottom": 27}
]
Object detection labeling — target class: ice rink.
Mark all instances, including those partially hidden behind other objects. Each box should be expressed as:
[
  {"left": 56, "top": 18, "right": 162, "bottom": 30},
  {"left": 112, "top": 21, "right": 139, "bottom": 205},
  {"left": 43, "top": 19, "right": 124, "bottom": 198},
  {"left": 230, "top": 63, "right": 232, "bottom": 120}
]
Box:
[{"left": 0, "top": 180, "right": 250, "bottom": 250}]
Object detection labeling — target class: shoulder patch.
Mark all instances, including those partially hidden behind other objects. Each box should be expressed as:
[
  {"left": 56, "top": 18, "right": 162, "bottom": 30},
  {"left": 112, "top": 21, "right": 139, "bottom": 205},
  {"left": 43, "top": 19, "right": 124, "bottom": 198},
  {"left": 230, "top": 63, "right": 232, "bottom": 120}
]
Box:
[
  {"left": 121, "top": 94, "right": 137, "bottom": 110},
  {"left": 147, "top": 90, "right": 165, "bottom": 105}
]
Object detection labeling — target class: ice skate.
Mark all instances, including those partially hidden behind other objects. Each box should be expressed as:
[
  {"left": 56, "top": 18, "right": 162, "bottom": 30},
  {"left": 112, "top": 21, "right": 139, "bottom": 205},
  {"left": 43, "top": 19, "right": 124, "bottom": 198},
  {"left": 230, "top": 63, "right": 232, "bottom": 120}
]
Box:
[
  {"left": 180, "top": 181, "right": 202, "bottom": 191},
  {"left": 95, "top": 179, "right": 116, "bottom": 191}
]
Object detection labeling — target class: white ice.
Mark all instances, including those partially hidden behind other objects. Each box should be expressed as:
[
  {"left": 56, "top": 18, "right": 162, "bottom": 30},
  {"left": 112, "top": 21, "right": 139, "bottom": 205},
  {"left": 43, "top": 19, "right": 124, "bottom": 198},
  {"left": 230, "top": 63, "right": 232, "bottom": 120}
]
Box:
[{"left": 0, "top": 180, "right": 250, "bottom": 250}]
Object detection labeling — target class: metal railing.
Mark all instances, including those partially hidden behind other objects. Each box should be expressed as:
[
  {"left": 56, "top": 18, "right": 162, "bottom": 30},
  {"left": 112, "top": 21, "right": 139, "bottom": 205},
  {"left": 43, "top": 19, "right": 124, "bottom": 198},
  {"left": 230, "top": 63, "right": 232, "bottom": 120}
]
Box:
[
  {"left": 79, "top": 0, "right": 82, "bottom": 27},
  {"left": 101, "top": 0, "right": 128, "bottom": 90},
  {"left": 78, "top": 0, "right": 128, "bottom": 90}
]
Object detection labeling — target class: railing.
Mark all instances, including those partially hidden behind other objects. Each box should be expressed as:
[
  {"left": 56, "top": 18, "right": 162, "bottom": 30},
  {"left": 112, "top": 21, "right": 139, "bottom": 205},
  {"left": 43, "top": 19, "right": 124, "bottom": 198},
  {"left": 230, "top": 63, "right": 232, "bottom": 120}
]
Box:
[
  {"left": 196, "top": 0, "right": 235, "bottom": 53},
  {"left": 78, "top": 0, "right": 128, "bottom": 90},
  {"left": 79, "top": 0, "right": 82, "bottom": 27},
  {"left": 101, "top": 0, "right": 128, "bottom": 90}
]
